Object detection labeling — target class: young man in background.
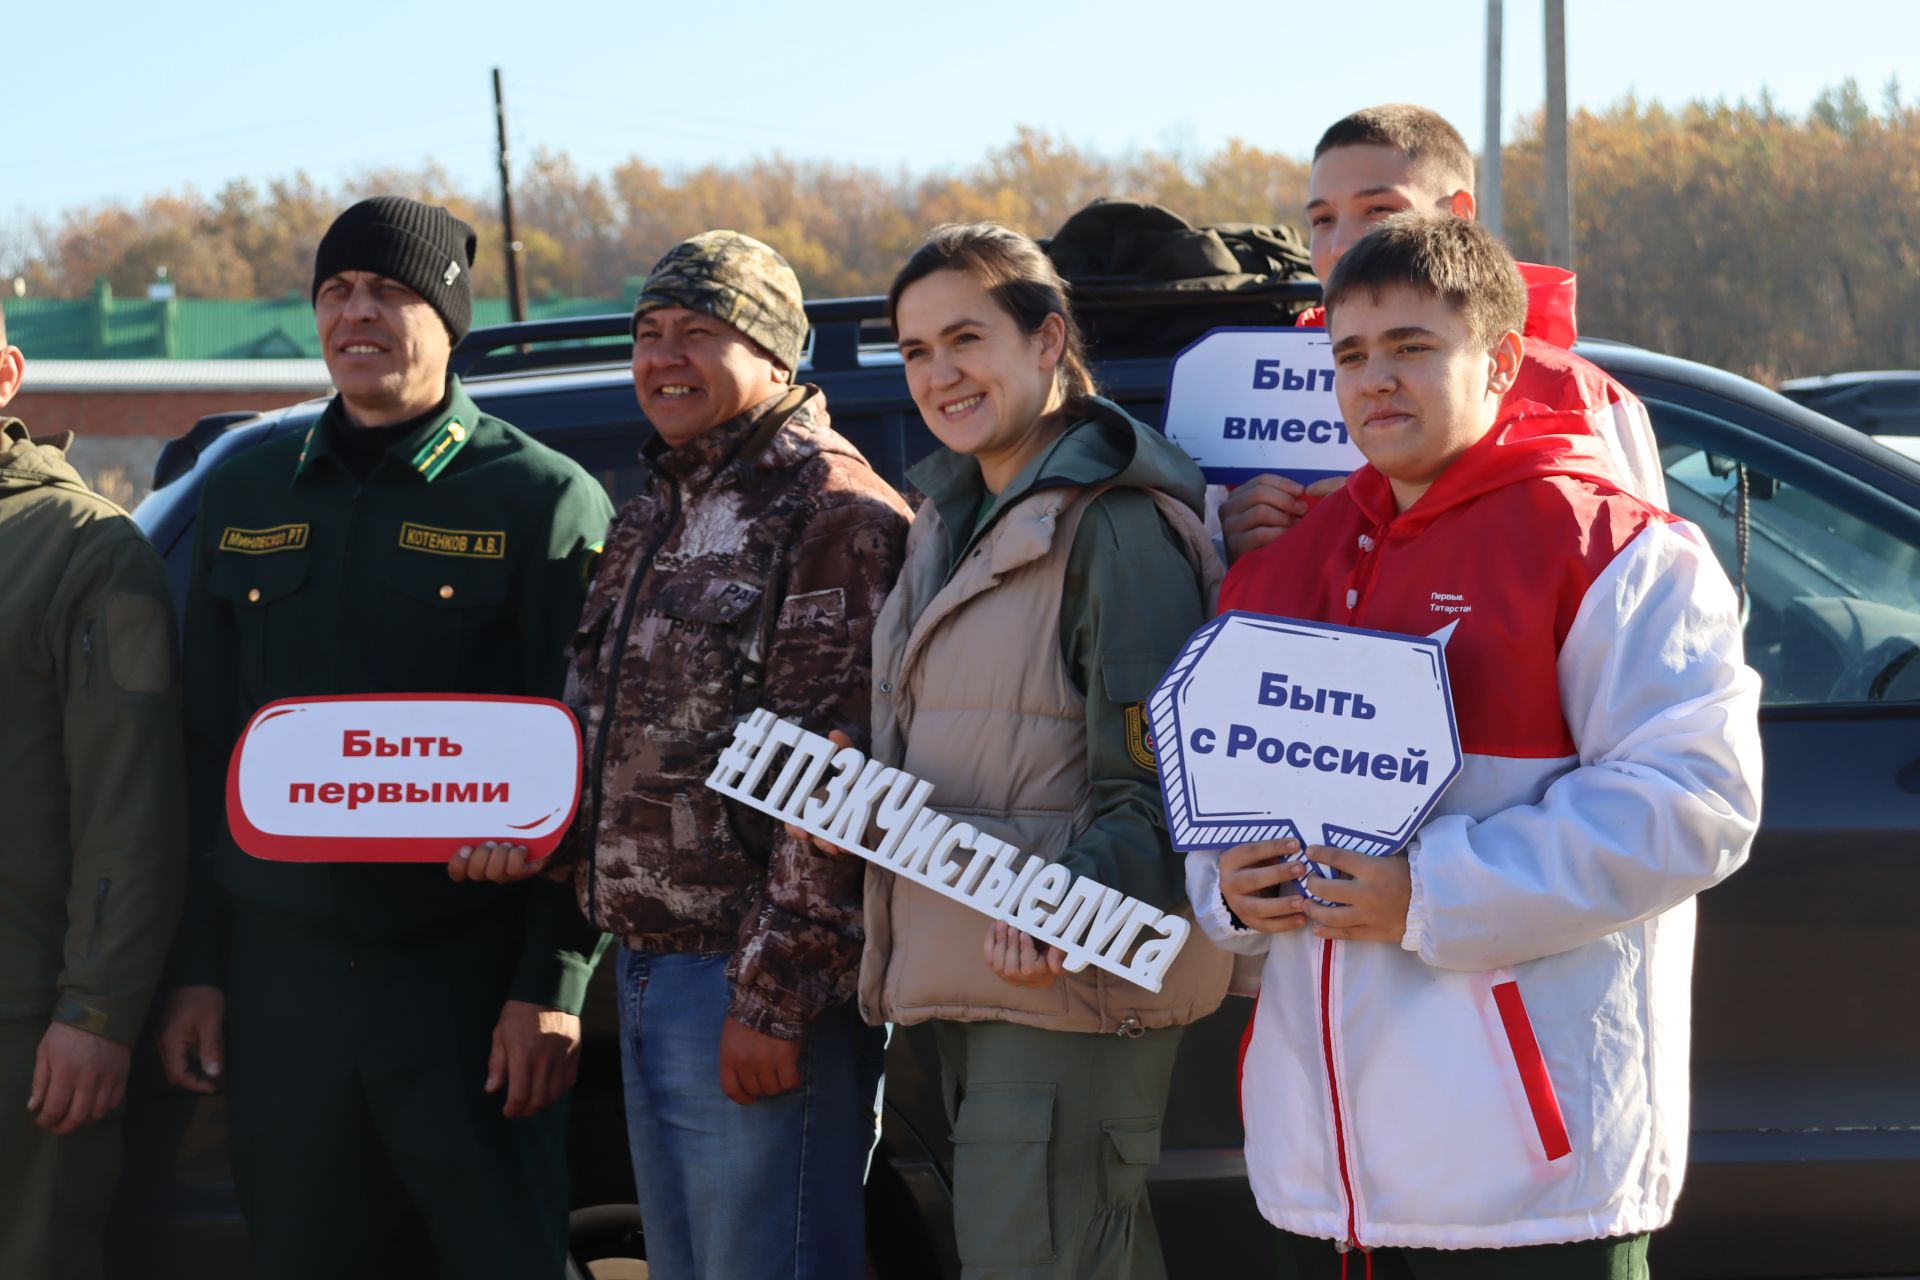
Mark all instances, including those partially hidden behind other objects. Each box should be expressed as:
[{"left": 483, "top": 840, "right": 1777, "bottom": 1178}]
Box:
[{"left": 1217, "top": 104, "right": 1666, "bottom": 562}]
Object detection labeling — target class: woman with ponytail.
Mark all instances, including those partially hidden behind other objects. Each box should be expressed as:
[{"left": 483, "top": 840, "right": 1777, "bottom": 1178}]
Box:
[{"left": 852, "top": 223, "right": 1233, "bottom": 1279}]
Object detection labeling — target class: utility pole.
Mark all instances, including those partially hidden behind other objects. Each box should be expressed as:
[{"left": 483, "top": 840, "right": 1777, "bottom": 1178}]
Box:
[
  {"left": 1482, "top": 0, "right": 1504, "bottom": 238},
  {"left": 1542, "top": 0, "right": 1574, "bottom": 268},
  {"left": 493, "top": 67, "right": 529, "bottom": 323}
]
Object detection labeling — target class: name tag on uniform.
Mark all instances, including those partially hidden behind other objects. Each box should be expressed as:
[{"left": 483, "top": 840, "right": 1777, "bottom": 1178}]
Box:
[
  {"left": 397, "top": 522, "right": 507, "bottom": 559},
  {"left": 220, "top": 524, "right": 310, "bottom": 554}
]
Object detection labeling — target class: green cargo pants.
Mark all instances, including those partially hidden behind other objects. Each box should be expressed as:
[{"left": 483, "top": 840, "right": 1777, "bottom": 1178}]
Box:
[
  {"left": 934, "top": 1019, "right": 1184, "bottom": 1280},
  {"left": 1276, "top": 1229, "right": 1652, "bottom": 1278},
  {"left": 0, "top": 1018, "right": 123, "bottom": 1280},
  {"left": 222, "top": 904, "right": 570, "bottom": 1280}
]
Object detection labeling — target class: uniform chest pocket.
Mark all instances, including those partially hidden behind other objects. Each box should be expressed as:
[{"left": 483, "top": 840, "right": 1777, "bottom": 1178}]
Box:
[
  {"left": 381, "top": 553, "right": 515, "bottom": 693},
  {"left": 206, "top": 552, "right": 311, "bottom": 699},
  {"left": 628, "top": 576, "right": 766, "bottom": 732}
]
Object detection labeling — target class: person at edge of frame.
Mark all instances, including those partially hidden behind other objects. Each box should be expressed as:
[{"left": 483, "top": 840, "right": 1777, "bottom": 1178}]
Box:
[
  {"left": 797, "top": 221, "right": 1235, "bottom": 1280},
  {"left": 151, "top": 196, "right": 614, "bottom": 1280},
  {"left": 1191, "top": 211, "right": 1761, "bottom": 1279},
  {"left": 465, "top": 229, "right": 911, "bottom": 1280},
  {"left": 1212, "top": 103, "right": 1666, "bottom": 564},
  {"left": 0, "top": 297, "right": 190, "bottom": 1280}
]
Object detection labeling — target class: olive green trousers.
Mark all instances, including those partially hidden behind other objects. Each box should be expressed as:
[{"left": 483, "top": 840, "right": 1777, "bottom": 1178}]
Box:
[
  {"left": 0, "top": 1018, "right": 123, "bottom": 1280},
  {"left": 934, "top": 1019, "right": 1184, "bottom": 1280}
]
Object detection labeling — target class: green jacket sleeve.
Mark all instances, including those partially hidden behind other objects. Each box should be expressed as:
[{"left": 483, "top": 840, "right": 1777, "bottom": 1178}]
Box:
[
  {"left": 52, "top": 522, "right": 190, "bottom": 1044},
  {"left": 169, "top": 491, "right": 237, "bottom": 991},
  {"left": 507, "top": 468, "right": 614, "bottom": 1013},
  {"left": 1054, "top": 490, "right": 1207, "bottom": 912}
]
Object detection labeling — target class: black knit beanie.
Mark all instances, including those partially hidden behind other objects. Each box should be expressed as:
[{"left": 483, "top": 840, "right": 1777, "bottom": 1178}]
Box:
[{"left": 312, "top": 197, "right": 478, "bottom": 343}]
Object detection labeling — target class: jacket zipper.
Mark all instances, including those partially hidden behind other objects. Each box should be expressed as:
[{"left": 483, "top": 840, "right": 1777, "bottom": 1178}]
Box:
[
  {"left": 583, "top": 477, "right": 682, "bottom": 925},
  {"left": 81, "top": 620, "right": 98, "bottom": 692},
  {"left": 1344, "top": 526, "right": 1386, "bottom": 621},
  {"left": 1326, "top": 530, "right": 1382, "bottom": 1259},
  {"left": 1328, "top": 525, "right": 1390, "bottom": 1266},
  {"left": 1319, "top": 938, "right": 1362, "bottom": 1252}
]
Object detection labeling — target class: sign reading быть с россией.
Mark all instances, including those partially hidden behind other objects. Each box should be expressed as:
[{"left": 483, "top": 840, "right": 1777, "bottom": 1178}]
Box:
[{"left": 1151, "top": 612, "right": 1462, "bottom": 896}]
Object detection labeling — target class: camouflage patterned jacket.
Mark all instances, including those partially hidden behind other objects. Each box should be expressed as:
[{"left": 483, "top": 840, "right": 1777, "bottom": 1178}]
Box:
[{"left": 563, "top": 386, "right": 909, "bottom": 1038}]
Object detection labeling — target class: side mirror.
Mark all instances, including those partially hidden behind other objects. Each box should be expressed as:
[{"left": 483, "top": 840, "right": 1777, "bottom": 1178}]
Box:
[{"left": 151, "top": 412, "right": 260, "bottom": 490}]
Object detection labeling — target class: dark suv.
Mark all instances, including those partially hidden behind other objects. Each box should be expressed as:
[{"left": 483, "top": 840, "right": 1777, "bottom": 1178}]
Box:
[
  {"left": 122, "top": 295, "right": 1920, "bottom": 1279},
  {"left": 1779, "top": 371, "right": 1920, "bottom": 437}
]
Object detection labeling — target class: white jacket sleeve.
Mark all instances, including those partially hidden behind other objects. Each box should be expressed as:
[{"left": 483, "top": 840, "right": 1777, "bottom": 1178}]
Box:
[
  {"left": 1401, "top": 521, "right": 1762, "bottom": 971},
  {"left": 1185, "top": 850, "right": 1274, "bottom": 956},
  {"left": 1597, "top": 389, "right": 1670, "bottom": 510}
]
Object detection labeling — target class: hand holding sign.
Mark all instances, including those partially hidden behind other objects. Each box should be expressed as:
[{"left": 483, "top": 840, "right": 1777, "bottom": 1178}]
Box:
[
  {"left": 1297, "top": 845, "right": 1415, "bottom": 942},
  {"left": 450, "top": 841, "right": 536, "bottom": 883},
  {"left": 985, "top": 920, "right": 1068, "bottom": 989},
  {"left": 1218, "top": 839, "right": 1311, "bottom": 932},
  {"left": 1218, "top": 473, "right": 1349, "bottom": 562}
]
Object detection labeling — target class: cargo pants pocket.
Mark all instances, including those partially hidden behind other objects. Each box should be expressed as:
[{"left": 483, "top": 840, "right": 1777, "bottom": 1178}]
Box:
[
  {"left": 949, "top": 1084, "right": 1057, "bottom": 1270},
  {"left": 1098, "top": 1118, "right": 1163, "bottom": 1210}
]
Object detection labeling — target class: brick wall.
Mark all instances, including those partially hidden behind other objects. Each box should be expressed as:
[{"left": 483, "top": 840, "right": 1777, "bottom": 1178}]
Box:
[
  {"left": 8, "top": 387, "right": 324, "bottom": 509},
  {"left": 9, "top": 387, "right": 322, "bottom": 440}
]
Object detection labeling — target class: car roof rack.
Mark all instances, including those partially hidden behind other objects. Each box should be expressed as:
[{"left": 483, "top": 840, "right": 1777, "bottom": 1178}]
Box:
[
  {"left": 452, "top": 296, "right": 896, "bottom": 380},
  {"left": 449, "top": 282, "right": 1663, "bottom": 386}
]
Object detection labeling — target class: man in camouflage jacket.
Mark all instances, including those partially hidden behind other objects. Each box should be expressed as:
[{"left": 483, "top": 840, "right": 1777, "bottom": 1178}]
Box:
[{"left": 564, "top": 231, "right": 908, "bottom": 1280}]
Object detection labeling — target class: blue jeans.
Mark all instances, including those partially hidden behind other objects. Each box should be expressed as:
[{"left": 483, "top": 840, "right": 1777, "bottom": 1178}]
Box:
[{"left": 615, "top": 948, "right": 886, "bottom": 1280}]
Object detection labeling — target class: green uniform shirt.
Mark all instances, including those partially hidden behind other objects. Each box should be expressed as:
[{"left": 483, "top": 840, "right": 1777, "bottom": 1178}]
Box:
[{"left": 173, "top": 380, "right": 614, "bottom": 1012}]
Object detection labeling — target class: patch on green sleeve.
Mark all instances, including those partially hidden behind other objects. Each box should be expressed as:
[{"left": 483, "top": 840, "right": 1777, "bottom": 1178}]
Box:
[{"left": 1124, "top": 702, "right": 1157, "bottom": 772}]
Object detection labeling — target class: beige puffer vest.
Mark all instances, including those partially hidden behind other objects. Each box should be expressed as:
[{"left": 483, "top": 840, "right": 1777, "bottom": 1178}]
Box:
[{"left": 856, "top": 482, "right": 1233, "bottom": 1034}]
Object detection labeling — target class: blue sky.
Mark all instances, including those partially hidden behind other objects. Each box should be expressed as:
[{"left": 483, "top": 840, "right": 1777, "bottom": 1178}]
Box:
[{"left": 10, "top": 0, "right": 1914, "bottom": 226}]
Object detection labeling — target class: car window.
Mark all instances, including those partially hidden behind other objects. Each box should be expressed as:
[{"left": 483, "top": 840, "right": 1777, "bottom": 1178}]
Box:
[
  {"left": 555, "top": 433, "right": 651, "bottom": 509},
  {"left": 1650, "top": 401, "right": 1920, "bottom": 706}
]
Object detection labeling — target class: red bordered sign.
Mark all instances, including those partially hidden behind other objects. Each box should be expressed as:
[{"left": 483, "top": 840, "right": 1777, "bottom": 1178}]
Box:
[{"left": 225, "top": 694, "right": 583, "bottom": 863}]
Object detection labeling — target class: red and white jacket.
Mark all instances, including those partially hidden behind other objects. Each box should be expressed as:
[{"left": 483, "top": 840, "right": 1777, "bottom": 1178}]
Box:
[
  {"left": 1186, "top": 408, "right": 1762, "bottom": 1249},
  {"left": 1213, "top": 263, "right": 1667, "bottom": 518}
]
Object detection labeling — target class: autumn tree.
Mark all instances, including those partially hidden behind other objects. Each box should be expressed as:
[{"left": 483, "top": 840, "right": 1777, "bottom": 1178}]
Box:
[
  {"left": 1499, "top": 82, "right": 1920, "bottom": 379},
  {"left": 15, "top": 84, "right": 1918, "bottom": 380}
]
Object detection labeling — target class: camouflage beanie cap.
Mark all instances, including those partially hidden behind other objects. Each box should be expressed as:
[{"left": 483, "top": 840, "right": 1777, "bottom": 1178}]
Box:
[{"left": 631, "top": 230, "right": 808, "bottom": 372}]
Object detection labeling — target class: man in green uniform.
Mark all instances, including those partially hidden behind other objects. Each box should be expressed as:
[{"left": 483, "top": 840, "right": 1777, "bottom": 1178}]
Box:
[
  {"left": 0, "top": 301, "right": 188, "bottom": 1280},
  {"left": 152, "top": 197, "right": 613, "bottom": 1279}
]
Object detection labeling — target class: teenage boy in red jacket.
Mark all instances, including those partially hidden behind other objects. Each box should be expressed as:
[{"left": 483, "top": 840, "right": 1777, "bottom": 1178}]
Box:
[
  {"left": 1192, "top": 211, "right": 1760, "bottom": 1277},
  {"left": 1216, "top": 104, "right": 1665, "bottom": 562}
]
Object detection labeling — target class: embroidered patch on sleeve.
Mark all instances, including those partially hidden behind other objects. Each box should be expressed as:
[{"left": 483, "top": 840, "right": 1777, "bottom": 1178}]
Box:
[
  {"left": 1124, "top": 702, "right": 1157, "bottom": 772},
  {"left": 397, "top": 522, "right": 507, "bottom": 559},
  {"left": 220, "top": 524, "right": 310, "bottom": 554},
  {"left": 775, "top": 587, "right": 847, "bottom": 632}
]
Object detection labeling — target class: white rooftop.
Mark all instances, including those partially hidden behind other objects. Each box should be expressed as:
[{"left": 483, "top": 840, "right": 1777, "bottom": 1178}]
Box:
[{"left": 25, "top": 360, "right": 333, "bottom": 393}]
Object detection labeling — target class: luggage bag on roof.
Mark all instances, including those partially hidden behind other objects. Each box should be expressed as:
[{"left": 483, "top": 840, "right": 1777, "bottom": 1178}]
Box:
[{"left": 1041, "top": 199, "right": 1317, "bottom": 358}]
